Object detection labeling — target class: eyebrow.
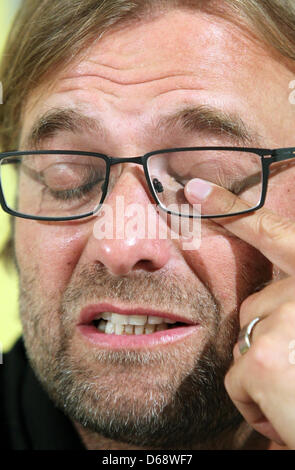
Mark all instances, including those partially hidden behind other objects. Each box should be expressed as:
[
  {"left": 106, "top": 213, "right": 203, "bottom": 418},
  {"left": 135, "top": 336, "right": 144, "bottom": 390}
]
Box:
[
  {"left": 24, "top": 108, "right": 104, "bottom": 149},
  {"left": 23, "top": 104, "right": 261, "bottom": 150},
  {"left": 159, "top": 105, "right": 261, "bottom": 146}
]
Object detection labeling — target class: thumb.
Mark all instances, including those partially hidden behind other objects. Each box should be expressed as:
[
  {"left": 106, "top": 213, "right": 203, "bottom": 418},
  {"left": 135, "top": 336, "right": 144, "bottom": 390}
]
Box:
[{"left": 184, "top": 178, "right": 247, "bottom": 217}]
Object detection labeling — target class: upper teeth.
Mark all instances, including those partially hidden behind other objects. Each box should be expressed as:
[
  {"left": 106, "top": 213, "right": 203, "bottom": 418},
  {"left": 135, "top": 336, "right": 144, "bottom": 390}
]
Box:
[{"left": 97, "top": 312, "right": 176, "bottom": 326}]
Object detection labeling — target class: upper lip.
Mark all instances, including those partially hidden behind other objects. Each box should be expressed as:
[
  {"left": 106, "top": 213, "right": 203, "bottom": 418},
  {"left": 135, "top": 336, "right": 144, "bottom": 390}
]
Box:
[{"left": 79, "top": 302, "right": 197, "bottom": 326}]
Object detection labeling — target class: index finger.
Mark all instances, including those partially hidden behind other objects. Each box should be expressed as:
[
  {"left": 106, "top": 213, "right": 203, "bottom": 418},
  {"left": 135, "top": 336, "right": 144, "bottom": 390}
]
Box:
[{"left": 185, "top": 178, "right": 295, "bottom": 276}]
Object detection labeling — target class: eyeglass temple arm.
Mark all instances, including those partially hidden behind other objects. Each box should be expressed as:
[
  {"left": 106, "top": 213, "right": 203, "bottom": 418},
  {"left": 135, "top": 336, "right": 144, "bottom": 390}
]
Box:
[
  {"left": 271, "top": 148, "right": 295, "bottom": 162},
  {"left": 0, "top": 158, "right": 21, "bottom": 164}
]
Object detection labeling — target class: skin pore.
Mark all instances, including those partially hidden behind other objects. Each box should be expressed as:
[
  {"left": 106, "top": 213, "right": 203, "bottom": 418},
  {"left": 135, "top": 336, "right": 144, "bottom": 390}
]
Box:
[{"left": 15, "top": 8, "right": 295, "bottom": 449}]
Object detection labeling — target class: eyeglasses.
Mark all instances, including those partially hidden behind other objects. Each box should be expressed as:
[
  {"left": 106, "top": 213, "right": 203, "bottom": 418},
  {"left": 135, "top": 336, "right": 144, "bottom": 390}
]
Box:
[{"left": 0, "top": 146, "right": 294, "bottom": 221}]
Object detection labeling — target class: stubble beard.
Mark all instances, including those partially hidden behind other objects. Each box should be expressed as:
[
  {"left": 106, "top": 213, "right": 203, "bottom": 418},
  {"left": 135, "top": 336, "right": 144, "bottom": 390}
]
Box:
[{"left": 19, "top": 263, "right": 243, "bottom": 449}]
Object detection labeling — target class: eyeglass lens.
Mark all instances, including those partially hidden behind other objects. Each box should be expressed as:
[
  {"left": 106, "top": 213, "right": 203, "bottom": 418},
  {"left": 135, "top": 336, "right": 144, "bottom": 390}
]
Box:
[
  {"left": 147, "top": 149, "right": 263, "bottom": 216},
  {"left": 1, "top": 153, "right": 107, "bottom": 218}
]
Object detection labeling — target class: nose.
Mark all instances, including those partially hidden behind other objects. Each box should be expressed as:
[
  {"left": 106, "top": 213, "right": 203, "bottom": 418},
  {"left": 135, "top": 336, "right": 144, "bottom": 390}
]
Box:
[{"left": 83, "top": 166, "right": 172, "bottom": 276}]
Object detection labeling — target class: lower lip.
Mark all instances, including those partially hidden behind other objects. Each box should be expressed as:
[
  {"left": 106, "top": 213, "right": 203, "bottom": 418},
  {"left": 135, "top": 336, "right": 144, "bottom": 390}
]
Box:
[{"left": 78, "top": 324, "right": 200, "bottom": 350}]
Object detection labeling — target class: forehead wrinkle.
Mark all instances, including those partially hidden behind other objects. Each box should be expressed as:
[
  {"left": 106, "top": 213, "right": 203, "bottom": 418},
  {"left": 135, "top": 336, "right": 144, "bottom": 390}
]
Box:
[{"left": 156, "top": 105, "right": 262, "bottom": 146}]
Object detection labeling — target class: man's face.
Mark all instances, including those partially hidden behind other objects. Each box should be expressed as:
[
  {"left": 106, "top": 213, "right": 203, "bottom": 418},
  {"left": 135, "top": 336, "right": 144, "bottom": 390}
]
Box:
[{"left": 15, "top": 9, "right": 295, "bottom": 448}]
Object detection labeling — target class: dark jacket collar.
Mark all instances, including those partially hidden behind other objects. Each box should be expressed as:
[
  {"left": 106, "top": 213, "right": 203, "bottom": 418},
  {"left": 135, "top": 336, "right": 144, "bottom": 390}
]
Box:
[{"left": 2, "top": 338, "right": 84, "bottom": 450}]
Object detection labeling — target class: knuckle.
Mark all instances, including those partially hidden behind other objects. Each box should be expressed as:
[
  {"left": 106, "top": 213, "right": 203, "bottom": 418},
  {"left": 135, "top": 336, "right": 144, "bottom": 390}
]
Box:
[
  {"left": 255, "top": 211, "right": 295, "bottom": 242},
  {"left": 239, "top": 295, "right": 264, "bottom": 328},
  {"left": 250, "top": 335, "right": 275, "bottom": 373},
  {"left": 239, "top": 295, "right": 256, "bottom": 322},
  {"left": 276, "top": 302, "right": 295, "bottom": 325}
]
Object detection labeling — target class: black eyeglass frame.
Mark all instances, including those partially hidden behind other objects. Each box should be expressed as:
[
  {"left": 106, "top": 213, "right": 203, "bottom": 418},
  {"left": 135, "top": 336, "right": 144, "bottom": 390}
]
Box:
[{"left": 0, "top": 146, "right": 295, "bottom": 221}]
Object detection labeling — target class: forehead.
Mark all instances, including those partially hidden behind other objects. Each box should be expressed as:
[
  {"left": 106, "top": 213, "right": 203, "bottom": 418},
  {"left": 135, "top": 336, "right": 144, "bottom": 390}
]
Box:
[
  {"left": 50, "top": 9, "right": 267, "bottom": 95},
  {"left": 22, "top": 8, "right": 294, "bottom": 148}
]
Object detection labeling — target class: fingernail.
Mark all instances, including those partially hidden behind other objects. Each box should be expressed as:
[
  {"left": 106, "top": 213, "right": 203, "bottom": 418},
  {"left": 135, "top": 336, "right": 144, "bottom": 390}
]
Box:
[{"left": 186, "top": 178, "right": 213, "bottom": 201}]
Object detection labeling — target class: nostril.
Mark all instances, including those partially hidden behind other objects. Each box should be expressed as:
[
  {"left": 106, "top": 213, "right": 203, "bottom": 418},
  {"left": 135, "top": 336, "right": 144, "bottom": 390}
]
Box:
[{"left": 133, "top": 259, "right": 161, "bottom": 272}]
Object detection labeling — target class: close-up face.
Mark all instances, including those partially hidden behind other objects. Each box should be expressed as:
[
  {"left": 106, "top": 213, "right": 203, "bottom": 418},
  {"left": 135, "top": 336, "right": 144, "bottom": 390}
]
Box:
[{"left": 13, "top": 8, "right": 295, "bottom": 448}]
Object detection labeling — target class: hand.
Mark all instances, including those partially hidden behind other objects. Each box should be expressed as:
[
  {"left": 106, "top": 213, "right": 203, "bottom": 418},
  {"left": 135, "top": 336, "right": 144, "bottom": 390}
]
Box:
[{"left": 184, "top": 178, "right": 295, "bottom": 449}]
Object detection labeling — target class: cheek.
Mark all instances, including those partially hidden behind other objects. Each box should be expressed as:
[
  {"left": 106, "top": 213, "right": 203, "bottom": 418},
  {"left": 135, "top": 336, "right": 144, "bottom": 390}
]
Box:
[
  {"left": 15, "top": 219, "right": 90, "bottom": 296},
  {"left": 265, "top": 171, "right": 295, "bottom": 221},
  {"left": 182, "top": 230, "right": 272, "bottom": 314}
]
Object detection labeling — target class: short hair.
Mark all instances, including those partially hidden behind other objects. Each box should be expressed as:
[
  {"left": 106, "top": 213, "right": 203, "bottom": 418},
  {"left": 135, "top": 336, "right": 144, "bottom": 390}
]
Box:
[{"left": 1, "top": 0, "right": 295, "bottom": 151}]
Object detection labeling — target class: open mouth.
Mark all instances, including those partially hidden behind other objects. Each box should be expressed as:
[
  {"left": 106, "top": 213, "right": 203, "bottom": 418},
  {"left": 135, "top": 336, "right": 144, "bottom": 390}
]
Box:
[
  {"left": 77, "top": 303, "right": 200, "bottom": 349},
  {"left": 92, "top": 312, "right": 187, "bottom": 335}
]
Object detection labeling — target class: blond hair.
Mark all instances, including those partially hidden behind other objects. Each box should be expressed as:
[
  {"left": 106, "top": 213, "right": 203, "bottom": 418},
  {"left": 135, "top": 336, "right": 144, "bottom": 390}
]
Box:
[{"left": 0, "top": 0, "right": 295, "bottom": 151}]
